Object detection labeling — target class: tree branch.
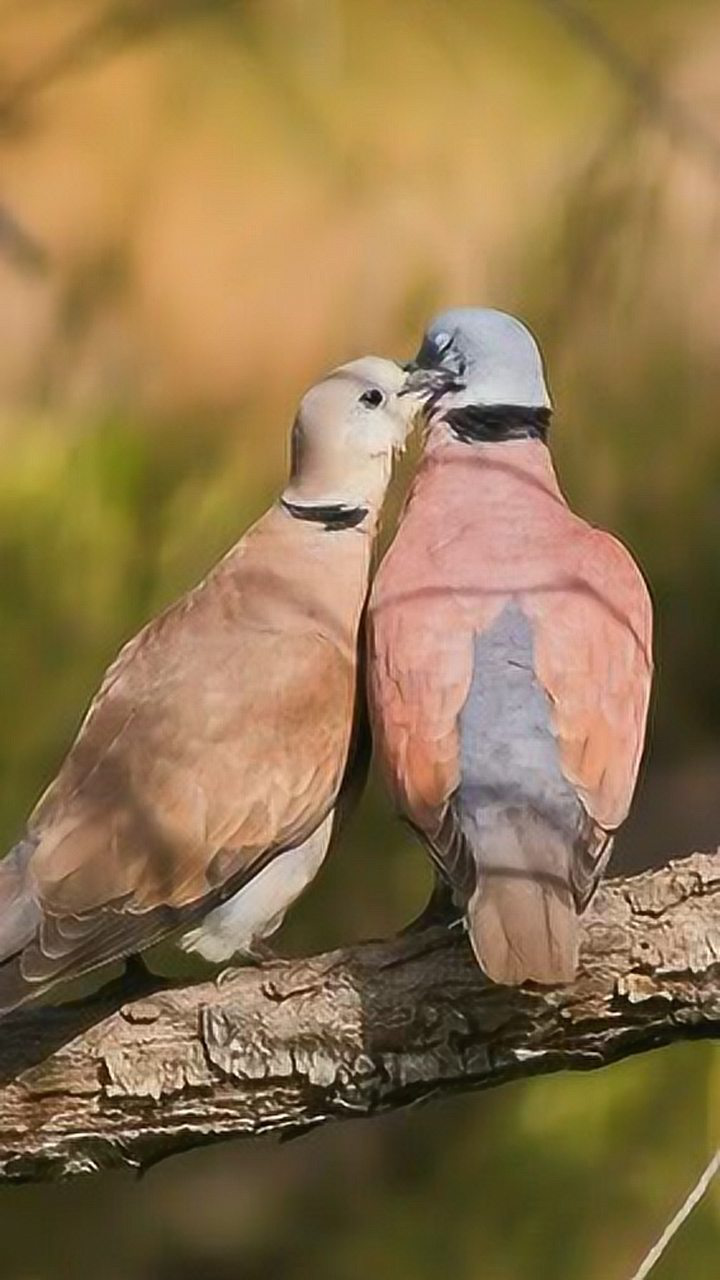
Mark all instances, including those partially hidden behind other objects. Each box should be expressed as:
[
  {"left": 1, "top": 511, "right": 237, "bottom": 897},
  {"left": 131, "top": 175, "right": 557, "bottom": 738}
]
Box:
[{"left": 0, "top": 851, "right": 718, "bottom": 1183}]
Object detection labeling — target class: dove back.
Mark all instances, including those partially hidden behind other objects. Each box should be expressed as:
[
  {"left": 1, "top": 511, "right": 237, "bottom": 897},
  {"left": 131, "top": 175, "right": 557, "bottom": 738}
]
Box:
[{"left": 369, "top": 436, "right": 653, "bottom": 985}]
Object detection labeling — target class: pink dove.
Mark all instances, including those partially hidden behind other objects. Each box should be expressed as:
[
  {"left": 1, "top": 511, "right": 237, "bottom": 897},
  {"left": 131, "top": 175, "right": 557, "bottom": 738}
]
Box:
[{"left": 369, "top": 309, "right": 653, "bottom": 985}]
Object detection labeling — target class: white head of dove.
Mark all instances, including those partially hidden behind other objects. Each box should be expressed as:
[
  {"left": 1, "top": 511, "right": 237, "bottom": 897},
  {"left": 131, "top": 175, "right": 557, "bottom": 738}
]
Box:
[
  {"left": 282, "top": 357, "right": 411, "bottom": 528},
  {"left": 405, "top": 307, "right": 553, "bottom": 445}
]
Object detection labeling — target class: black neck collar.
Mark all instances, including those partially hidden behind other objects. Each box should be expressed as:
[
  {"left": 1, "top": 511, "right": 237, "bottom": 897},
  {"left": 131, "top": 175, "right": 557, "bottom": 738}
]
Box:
[
  {"left": 443, "top": 403, "right": 551, "bottom": 444},
  {"left": 281, "top": 498, "right": 368, "bottom": 530}
]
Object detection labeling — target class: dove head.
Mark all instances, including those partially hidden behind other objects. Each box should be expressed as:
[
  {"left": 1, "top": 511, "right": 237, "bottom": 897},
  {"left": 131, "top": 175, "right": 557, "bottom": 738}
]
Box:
[
  {"left": 282, "top": 357, "right": 415, "bottom": 521},
  {"left": 406, "top": 307, "right": 552, "bottom": 443}
]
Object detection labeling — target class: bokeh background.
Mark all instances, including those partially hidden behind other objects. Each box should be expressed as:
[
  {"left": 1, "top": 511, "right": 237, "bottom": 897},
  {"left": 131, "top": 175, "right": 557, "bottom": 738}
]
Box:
[{"left": 0, "top": 1, "right": 719, "bottom": 1276}]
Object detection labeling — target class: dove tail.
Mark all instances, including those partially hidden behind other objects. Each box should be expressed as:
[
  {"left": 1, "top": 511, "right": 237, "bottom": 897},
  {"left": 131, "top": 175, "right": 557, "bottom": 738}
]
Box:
[
  {"left": 0, "top": 838, "right": 42, "bottom": 1014},
  {"left": 462, "top": 811, "right": 581, "bottom": 986},
  {"left": 467, "top": 870, "right": 578, "bottom": 986},
  {"left": 0, "top": 839, "right": 39, "bottom": 962}
]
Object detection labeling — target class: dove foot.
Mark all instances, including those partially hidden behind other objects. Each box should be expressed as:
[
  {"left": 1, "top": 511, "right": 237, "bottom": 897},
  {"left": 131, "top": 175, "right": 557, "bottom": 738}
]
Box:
[{"left": 216, "top": 942, "right": 279, "bottom": 986}]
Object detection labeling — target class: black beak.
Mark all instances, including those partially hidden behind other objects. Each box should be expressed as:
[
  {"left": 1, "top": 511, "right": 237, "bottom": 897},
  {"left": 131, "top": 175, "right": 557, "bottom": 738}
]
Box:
[
  {"left": 399, "top": 361, "right": 463, "bottom": 392},
  {"left": 398, "top": 363, "right": 464, "bottom": 418}
]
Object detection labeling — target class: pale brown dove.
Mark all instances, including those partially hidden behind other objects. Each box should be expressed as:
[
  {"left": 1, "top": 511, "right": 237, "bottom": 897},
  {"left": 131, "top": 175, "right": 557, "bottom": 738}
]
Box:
[{"left": 0, "top": 356, "right": 414, "bottom": 1012}]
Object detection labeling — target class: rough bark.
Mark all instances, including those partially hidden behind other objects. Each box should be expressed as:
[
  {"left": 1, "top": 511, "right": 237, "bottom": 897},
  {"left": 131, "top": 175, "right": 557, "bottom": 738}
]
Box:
[{"left": 0, "top": 851, "right": 718, "bottom": 1183}]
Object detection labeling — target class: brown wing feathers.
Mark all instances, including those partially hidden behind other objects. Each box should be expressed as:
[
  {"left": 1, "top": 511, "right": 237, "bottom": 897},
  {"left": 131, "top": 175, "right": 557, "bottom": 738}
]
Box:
[{"left": 0, "top": 357, "right": 415, "bottom": 1012}]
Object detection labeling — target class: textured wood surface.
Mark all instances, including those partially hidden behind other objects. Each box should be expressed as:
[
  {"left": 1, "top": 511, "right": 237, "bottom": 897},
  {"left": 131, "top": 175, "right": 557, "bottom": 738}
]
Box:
[{"left": 0, "top": 851, "right": 718, "bottom": 1182}]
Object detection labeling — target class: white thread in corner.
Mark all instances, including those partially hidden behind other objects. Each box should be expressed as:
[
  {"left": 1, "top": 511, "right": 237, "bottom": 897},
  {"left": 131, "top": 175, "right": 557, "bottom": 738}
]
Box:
[{"left": 629, "top": 1148, "right": 720, "bottom": 1280}]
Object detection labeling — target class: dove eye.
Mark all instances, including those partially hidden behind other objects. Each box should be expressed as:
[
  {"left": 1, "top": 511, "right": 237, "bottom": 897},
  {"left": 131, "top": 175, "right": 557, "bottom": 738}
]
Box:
[
  {"left": 432, "top": 331, "right": 453, "bottom": 356},
  {"left": 359, "top": 387, "right": 386, "bottom": 409}
]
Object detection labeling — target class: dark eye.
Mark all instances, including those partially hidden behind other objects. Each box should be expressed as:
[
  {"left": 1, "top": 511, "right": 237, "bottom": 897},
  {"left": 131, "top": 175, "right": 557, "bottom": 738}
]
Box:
[
  {"left": 359, "top": 387, "right": 385, "bottom": 409},
  {"left": 432, "top": 331, "right": 453, "bottom": 356}
]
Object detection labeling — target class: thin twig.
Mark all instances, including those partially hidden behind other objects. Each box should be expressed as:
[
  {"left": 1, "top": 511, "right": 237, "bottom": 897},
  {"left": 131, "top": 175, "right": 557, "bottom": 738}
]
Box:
[{"left": 628, "top": 1149, "right": 720, "bottom": 1280}]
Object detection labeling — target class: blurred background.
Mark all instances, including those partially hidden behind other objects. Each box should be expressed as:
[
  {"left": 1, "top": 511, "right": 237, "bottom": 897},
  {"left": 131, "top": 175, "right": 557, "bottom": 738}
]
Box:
[{"left": 0, "top": 0, "right": 718, "bottom": 1276}]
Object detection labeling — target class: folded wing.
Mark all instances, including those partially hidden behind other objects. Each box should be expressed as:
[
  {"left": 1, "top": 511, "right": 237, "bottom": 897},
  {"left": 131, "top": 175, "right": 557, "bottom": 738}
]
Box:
[
  {"left": 370, "top": 527, "right": 653, "bottom": 985},
  {"left": 0, "top": 575, "right": 354, "bottom": 1007}
]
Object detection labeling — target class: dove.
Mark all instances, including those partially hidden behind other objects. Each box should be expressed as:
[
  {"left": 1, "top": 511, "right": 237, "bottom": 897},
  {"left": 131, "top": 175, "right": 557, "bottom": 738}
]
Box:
[
  {"left": 368, "top": 308, "right": 653, "bottom": 985},
  {"left": 0, "top": 356, "right": 414, "bottom": 1013}
]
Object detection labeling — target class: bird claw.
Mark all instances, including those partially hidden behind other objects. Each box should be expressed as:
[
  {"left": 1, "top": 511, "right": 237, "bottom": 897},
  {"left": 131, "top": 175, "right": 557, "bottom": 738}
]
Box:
[
  {"left": 216, "top": 942, "right": 278, "bottom": 986},
  {"left": 246, "top": 940, "right": 278, "bottom": 963},
  {"left": 216, "top": 966, "right": 241, "bottom": 987}
]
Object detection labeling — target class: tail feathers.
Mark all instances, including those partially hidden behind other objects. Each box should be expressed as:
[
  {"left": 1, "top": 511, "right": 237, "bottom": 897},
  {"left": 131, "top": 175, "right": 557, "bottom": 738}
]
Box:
[
  {"left": 0, "top": 838, "right": 44, "bottom": 1015},
  {"left": 468, "top": 874, "right": 578, "bottom": 986},
  {"left": 0, "top": 839, "right": 40, "bottom": 964}
]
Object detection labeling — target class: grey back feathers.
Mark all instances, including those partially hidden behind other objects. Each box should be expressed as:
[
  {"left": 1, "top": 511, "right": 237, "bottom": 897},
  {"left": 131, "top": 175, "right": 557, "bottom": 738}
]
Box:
[
  {"left": 457, "top": 603, "right": 583, "bottom": 845},
  {"left": 452, "top": 602, "right": 603, "bottom": 985}
]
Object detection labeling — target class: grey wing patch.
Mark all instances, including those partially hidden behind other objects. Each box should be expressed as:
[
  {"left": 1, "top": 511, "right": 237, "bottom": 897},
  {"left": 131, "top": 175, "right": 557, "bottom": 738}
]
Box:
[
  {"left": 444, "top": 601, "right": 615, "bottom": 983},
  {"left": 453, "top": 601, "right": 607, "bottom": 911}
]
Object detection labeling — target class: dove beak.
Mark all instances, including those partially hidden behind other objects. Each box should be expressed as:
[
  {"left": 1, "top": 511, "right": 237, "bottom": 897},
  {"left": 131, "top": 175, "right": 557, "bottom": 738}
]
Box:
[{"left": 398, "top": 362, "right": 464, "bottom": 417}]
